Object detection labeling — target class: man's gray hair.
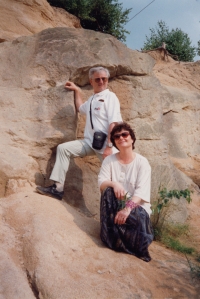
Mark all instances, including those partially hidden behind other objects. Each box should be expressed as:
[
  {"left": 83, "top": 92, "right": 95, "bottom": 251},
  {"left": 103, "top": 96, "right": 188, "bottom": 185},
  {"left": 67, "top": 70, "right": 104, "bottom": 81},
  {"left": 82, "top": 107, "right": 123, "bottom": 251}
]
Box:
[{"left": 89, "top": 67, "right": 110, "bottom": 79}]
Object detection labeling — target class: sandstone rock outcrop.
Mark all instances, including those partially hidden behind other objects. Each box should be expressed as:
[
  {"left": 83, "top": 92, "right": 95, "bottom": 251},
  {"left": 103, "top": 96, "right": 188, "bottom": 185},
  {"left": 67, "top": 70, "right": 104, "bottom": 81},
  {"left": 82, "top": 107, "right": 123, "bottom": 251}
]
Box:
[
  {"left": 0, "top": 26, "right": 200, "bottom": 222},
  {"left": 0, "top": 0, "right": 81, "bottom": 42},
  {"left": 151, "top": 52, "right": 200, "bottom": 188}
]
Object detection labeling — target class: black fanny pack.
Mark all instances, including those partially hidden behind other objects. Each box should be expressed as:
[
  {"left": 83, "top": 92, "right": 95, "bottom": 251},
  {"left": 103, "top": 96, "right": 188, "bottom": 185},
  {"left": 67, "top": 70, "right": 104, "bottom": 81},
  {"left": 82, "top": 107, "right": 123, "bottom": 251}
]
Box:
[{"left": 92, "top": 131, "right": 107, "bottom": 150}]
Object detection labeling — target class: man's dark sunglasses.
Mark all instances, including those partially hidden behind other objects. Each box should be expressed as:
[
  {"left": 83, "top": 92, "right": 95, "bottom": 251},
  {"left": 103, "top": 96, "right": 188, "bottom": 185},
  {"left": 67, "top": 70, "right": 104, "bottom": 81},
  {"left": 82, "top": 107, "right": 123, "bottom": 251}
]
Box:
[
  {"left": 94, "top": 77, "right": 108, "bottom": 83},
  {"left": 113, "top": 132, "right": 130, "bottom": 140}
]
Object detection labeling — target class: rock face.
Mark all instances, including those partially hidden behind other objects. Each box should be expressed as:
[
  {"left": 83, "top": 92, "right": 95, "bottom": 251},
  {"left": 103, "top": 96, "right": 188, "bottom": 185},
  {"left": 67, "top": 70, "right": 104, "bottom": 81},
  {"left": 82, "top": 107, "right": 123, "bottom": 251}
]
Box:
[
  {"left": 151, "top": 52, "right": 200, "bottom": 188},
  {"left": 0, "top": 0, "right": 81, "bottom": 42},
  {"left": 0, "top": 26, "right": 200, "bottom": 223}
]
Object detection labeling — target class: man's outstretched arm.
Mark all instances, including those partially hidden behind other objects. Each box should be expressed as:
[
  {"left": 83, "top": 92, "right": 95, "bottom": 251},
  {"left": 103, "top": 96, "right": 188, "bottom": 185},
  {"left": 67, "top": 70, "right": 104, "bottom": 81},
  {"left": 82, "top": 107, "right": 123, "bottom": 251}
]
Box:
[{"left": 65, "top": 81, "right": 83, "bottom": 112}]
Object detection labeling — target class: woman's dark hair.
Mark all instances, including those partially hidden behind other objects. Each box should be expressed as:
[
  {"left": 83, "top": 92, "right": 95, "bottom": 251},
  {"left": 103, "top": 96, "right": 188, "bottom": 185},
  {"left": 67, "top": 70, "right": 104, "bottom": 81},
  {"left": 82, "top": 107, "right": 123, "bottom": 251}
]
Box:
[{"left": 110, "top": 122, "right": 136, "bottom": 150}]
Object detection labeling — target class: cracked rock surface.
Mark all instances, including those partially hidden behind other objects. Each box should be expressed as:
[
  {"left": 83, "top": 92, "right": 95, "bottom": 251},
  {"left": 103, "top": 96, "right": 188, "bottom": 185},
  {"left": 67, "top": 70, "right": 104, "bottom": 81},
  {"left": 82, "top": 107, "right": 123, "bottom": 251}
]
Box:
[{"left": 0, "top": 187, "right": 200, "bottom": 299}]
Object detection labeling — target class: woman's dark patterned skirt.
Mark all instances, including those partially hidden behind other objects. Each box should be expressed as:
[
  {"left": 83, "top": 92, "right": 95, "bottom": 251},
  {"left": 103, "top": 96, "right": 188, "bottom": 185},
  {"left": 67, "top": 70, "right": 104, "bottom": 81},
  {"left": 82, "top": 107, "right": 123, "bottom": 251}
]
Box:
[{"left": 100, "top": 187, "right": 154, "bottom": 262}]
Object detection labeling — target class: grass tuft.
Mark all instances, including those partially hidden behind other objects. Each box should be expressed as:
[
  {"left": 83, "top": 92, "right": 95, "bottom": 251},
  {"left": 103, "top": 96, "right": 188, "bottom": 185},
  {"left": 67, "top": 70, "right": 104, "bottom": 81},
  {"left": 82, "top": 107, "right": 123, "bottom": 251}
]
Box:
[{"left": 161, "top": 236, "right": 195, "bottom": 254}]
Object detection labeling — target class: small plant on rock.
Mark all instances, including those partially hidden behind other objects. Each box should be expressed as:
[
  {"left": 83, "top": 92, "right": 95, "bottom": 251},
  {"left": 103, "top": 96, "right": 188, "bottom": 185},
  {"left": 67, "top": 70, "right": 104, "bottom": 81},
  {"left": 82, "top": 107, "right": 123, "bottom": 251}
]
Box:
[
  {"left": 151, "top": 187, "right": 200, "bottom": 280},
  {"left": 117, "top": 192, "right": 131, "bottom": 211},
  {"left": 151, "top": 187, "right": 192, "bottom": 234}
]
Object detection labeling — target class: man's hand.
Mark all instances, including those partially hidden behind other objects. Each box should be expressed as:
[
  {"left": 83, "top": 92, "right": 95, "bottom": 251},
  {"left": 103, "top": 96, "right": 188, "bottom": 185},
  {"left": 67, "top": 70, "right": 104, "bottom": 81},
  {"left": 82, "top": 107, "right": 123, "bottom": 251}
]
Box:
[
  {"left": 114, "top": 208, "right": 131, "bottom": 225},
  {"left": 65, "top": 81, "right": 83, "bottom": 111},
  {"left": 65, "top": 81, "right": 79, "bottom": 91},
  {"left": 103, "top": 146, "right": 113, "bottom": 159}
]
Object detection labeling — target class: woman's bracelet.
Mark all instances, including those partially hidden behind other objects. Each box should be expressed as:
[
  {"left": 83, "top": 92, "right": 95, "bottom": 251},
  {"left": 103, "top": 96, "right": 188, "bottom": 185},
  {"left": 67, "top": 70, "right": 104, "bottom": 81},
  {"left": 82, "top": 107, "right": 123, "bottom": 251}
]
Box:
[{"left": 125, "top": 200, "right": 138, "bottom": 210}]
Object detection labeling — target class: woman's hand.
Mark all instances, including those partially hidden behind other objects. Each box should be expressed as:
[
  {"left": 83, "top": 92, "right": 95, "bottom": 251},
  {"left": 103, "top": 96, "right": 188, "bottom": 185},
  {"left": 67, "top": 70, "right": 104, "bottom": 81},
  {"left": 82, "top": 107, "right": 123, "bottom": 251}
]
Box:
[
  {"left": 112, "top": 182, "right": 126, "bottom": 199},
  {"left": 114, "top": 207, "right": 131, "bottom": 225}
]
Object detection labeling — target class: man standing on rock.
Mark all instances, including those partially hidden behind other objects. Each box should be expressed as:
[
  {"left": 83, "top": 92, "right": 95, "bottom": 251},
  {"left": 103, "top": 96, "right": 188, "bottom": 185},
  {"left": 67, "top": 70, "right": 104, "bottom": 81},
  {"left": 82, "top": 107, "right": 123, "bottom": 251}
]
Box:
[{"left": 36, "top": 66, "right": 122, "bottom": 200}]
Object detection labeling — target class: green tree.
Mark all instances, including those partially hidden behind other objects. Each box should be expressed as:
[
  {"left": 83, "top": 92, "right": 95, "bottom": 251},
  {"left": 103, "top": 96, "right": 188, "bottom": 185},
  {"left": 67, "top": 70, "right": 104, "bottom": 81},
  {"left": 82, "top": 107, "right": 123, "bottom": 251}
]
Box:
[
  {"left": 142, "top": 20, "right": 196, "bottom": 62},
  {"left": 197, "top": 40, "right": 200, "bottom": 56},
  {"left": 47, "top": 0, "right": 90, "bottom": 20},
  {"left": 47, "top": 0, "right": 131, "bottom": 42}
]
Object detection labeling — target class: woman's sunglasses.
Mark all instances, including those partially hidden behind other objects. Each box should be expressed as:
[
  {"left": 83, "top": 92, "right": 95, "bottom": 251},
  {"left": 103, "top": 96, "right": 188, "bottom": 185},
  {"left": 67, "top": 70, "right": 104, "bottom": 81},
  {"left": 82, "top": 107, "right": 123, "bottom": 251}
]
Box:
[
  {"left": 94, "top": 77, "right": 108, "bottom": 83},
  {"left": 113, "top": 132, "right": 130, "bottom": 140}
]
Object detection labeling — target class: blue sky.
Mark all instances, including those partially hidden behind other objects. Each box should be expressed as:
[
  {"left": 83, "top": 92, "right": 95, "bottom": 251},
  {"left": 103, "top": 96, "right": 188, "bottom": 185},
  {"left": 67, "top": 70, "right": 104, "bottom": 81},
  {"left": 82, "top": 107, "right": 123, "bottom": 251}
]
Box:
[{"left": 122, "top": 0, "right": 200, "bottom": 61}]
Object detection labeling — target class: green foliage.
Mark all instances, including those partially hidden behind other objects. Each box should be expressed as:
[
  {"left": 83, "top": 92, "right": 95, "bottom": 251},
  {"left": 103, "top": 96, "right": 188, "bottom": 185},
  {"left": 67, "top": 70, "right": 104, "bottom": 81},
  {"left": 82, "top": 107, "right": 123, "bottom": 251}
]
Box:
[
  {"left": 157, "top": 223, "right": 194, "bottom": 254},
  {"left": 151, "top": 187, "right": 192, "bottom": 230},
  {"left": 47, "top": 0, "right": 131, "bottom": 42},
  {"left": 142, "top": 20, "right": 196, "bottom": 62},
  {"left": 162, "top": 236, "right": 194, "bottom": 254},
  {"left": 47, "top": 0, "right": 92, "bottom": 19},
  {"left": 152, "top": 187, "right": 200, "bottom": 279},
  {"left": 197, "top": 40, "right": 200, "bottom": 56},
  {"left": 151, "top": 187, "right": 194, "bottom": 252},
  {"left": 151, "top": 187, "right": 196, "bottom": 256},
  {"left": 117, "top": 192, "right": 131, "bottom": 211}
]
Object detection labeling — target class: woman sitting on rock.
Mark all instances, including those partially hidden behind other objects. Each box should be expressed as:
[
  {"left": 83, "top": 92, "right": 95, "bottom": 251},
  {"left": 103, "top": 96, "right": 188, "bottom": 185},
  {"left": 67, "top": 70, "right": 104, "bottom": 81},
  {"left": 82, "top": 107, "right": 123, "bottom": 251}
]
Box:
[{"left": 98, "top": 122, "right": 154, "bottom": 262}]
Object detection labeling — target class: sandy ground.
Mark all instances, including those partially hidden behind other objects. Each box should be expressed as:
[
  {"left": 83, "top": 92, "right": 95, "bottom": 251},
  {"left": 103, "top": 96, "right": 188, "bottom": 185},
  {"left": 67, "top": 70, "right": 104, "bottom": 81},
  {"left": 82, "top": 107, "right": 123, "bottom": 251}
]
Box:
[{"left": 0, "top": 186, "right": 200, "bottom": 299}]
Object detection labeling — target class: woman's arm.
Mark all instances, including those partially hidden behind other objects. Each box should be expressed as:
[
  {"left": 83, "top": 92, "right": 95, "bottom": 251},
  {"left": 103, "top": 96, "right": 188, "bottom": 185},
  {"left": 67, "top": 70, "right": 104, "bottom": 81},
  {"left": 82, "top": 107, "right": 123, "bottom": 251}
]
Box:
[
  {"left": 100, "top": 180, "right": 126, "bottom": 199},
  {"left": 98, "top": 157, "right": 126, "bottom": 199},
  {"left": 115, "top": 157, "right": 151, "bottom": 225},
  {"left": 114, "top": 195, "right": 142, "bottom": 225}
]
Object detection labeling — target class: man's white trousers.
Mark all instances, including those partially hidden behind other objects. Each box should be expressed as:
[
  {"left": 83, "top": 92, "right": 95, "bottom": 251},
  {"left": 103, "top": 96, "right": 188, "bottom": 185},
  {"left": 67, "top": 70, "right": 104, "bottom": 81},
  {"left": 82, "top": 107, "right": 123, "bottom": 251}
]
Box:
[{"left": 50, "top": 139, "right": 103, "bottom": 184}]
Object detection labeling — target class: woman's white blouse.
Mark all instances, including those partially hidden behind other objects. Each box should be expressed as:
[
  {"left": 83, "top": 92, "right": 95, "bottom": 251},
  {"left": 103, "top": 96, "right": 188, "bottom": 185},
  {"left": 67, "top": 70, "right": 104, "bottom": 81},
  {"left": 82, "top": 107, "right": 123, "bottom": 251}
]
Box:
[{"left": 98, "top": 153, "right": 152, "bottom": 215}]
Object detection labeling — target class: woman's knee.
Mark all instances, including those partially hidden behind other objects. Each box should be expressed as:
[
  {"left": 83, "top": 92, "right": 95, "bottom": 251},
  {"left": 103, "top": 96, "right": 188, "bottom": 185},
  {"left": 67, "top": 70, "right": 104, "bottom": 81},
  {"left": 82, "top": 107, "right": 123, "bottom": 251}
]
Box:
[{"left": 102, "top": 187, "right": 115, "bottom": 197}]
